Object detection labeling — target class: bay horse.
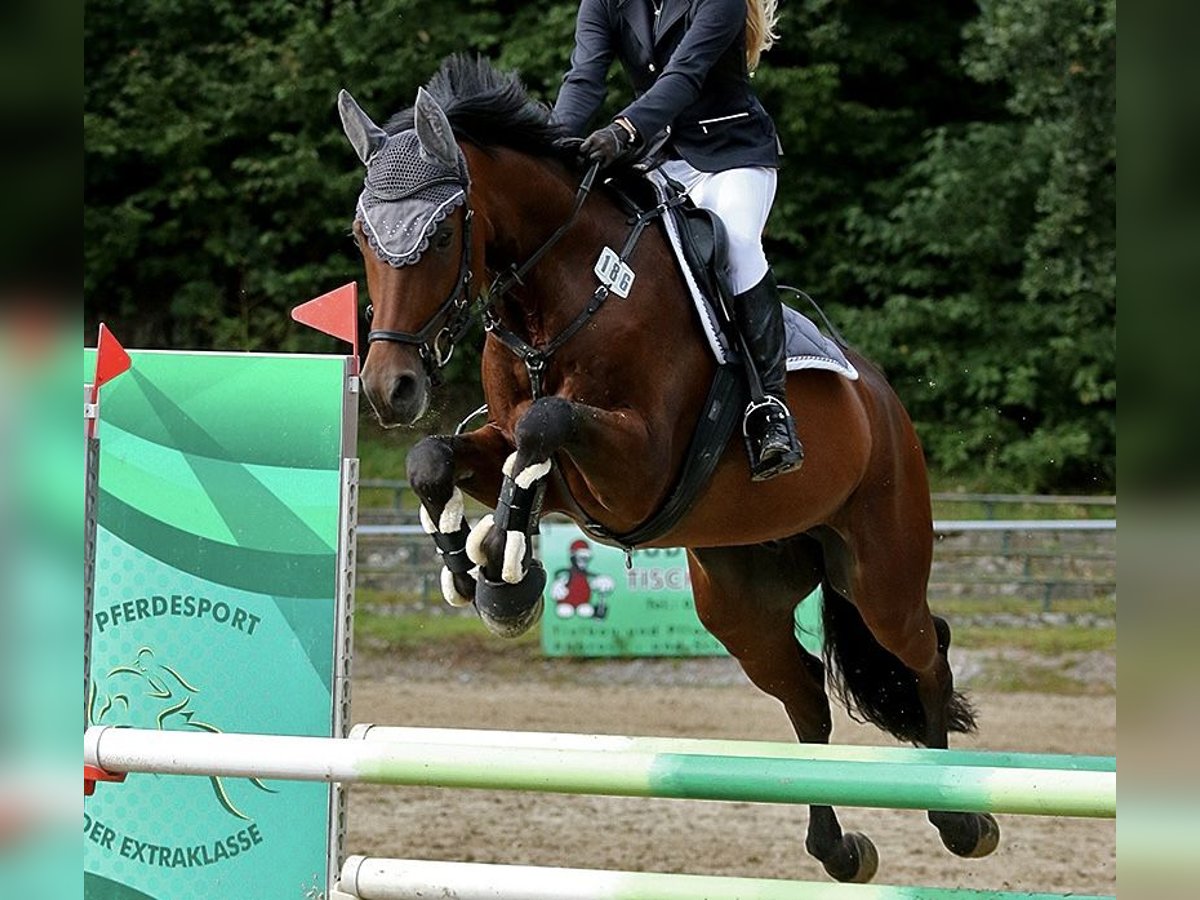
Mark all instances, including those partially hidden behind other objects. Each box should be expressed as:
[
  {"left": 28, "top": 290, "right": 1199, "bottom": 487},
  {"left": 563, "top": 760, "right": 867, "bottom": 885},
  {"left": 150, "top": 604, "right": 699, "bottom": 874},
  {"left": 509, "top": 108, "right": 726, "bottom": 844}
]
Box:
[{"left": 339, "top": 56, "right": 996, "bottom": 883}]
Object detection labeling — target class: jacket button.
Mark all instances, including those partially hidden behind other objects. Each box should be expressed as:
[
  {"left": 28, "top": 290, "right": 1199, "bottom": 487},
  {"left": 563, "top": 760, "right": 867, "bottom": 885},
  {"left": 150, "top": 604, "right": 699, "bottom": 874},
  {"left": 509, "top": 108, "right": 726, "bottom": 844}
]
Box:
[{"left": 648, "top": 63, "right": 656, "bottom": 73}]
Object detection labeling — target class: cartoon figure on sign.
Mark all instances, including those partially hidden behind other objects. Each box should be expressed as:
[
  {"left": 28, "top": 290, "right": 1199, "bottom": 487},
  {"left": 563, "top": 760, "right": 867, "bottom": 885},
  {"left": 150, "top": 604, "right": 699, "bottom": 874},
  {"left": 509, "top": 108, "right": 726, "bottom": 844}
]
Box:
[{"left": 550, "top": 538, "right": 614, "bottom": 619}]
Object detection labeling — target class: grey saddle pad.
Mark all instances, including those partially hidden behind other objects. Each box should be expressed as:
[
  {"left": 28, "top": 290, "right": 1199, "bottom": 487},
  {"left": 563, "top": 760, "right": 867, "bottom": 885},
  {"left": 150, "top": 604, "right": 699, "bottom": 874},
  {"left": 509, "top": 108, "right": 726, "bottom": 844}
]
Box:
[{"left": 644, "top": 169, "right": 858, "bottom": 381}]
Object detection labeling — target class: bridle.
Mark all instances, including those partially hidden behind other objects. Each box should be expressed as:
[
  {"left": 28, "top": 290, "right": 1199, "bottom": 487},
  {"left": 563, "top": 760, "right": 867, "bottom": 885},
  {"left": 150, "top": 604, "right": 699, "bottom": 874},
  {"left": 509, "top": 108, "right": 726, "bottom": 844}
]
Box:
[
  {"left": 364, "top": 207, "right": 476, "bottom": 381},
  {"left": 362, "top": 155, "right": 670, "bottom": 397}
]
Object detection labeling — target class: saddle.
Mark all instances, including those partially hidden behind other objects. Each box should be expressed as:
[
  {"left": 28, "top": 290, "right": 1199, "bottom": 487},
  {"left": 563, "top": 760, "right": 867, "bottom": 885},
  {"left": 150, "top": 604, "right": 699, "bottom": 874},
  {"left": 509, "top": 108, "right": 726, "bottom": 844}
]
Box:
[
  {"left": 572, "top": 167, "right": 858, "bottom": 550},
  {"left": 606, "top": 173, "right": 736, "bottom": 349},
  {"left": 605, "top": 170, "right": 859, "bottom": 378}
]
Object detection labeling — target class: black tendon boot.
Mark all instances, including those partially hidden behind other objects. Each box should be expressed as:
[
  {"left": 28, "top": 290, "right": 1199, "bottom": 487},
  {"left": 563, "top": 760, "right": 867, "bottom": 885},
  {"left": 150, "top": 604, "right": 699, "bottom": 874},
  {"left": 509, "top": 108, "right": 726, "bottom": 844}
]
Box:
[{"left": 733, "top": 272, "right": 804, "bottom": 480}]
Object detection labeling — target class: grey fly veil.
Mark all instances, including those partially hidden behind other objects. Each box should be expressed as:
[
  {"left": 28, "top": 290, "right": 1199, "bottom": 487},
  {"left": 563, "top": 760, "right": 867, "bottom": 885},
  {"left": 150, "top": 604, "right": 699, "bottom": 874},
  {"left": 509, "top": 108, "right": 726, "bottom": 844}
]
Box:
[
  {"left": 338, "top": 88, "right": 468, "bottom": 269},
  {"left": 356, "top": 130, "right": 467, "bottom": 268}
]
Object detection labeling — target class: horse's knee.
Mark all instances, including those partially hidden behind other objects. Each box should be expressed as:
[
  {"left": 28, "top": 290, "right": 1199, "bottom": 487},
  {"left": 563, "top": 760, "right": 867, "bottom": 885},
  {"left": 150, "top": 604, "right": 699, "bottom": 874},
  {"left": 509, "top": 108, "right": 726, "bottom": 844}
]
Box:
[
  {"left": 406, "top": 436, "right": 456, "bottom": 509},
  {"left": 514, "top": 396, "right": 576, "bottom": 462},
  {"left": 494, "top": 397, "right": 574, "bottom": 505}
]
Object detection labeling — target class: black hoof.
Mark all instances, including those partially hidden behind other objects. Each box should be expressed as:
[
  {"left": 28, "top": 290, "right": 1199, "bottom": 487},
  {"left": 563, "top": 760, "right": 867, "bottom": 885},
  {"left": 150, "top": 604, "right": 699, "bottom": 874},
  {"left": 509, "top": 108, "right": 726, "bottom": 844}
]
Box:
[
  {"left": 474, "top": 561, "right": 546, "bottom": 638},
  {"left": 932, "top": 811, "right": 1001, "bottom": 859},
  {"left": 819, "top": 832, "right": 879, "bottom": 884}
]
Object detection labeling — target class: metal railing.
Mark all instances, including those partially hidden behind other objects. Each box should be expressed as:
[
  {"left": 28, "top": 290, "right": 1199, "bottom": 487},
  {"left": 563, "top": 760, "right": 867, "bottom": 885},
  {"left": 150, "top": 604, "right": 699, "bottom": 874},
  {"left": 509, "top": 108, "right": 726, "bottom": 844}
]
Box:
[
  {"left": 355, "top": 516, "right": 1116, "bottom": 612},
  {"left": 360, "top": 481, "right": 1118, "bottom": 521},
  {"left": 930, "top": 492, "right": 1116, "bottom": 521}
]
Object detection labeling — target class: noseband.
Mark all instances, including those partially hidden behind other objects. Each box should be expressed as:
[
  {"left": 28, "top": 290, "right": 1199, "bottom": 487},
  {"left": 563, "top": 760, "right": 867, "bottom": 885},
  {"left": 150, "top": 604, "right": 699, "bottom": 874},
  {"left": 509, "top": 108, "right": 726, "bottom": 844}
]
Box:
[{"left": 366, "top": 208, "right": 475, "bottom": 380}]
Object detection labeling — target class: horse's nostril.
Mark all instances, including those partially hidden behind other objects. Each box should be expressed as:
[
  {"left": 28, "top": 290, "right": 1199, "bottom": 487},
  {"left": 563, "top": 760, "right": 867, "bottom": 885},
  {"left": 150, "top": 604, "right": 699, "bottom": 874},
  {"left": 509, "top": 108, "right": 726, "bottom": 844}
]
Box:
[{"left": 390, "top": 372, "right": 419, "bottom": 408}]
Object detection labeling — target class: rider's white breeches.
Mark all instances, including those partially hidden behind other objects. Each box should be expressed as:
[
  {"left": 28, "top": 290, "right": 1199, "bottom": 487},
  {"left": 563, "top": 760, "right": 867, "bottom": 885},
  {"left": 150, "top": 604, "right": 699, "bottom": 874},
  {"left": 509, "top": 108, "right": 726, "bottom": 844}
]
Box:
[{"left": 660, "top": 159, "right": 777, "bottom": 295}]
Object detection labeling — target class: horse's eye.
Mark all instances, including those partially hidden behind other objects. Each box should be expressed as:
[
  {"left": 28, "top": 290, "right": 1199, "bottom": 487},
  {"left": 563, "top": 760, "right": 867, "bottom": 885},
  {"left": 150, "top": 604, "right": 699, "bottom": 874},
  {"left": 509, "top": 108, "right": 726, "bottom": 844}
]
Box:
[{"left": 435, "top": 227, "right": 454, "bottom": 251}]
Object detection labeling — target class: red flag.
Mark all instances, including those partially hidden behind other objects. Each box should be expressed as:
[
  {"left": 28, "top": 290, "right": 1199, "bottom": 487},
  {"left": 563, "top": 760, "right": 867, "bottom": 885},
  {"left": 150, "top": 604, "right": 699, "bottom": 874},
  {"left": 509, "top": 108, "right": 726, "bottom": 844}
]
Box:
[
  {"left": 291, "top": 282, "right": 359, "bottom": 354},
  {"left": 93, "top": 323, "right": 132, "bottom": 390}
]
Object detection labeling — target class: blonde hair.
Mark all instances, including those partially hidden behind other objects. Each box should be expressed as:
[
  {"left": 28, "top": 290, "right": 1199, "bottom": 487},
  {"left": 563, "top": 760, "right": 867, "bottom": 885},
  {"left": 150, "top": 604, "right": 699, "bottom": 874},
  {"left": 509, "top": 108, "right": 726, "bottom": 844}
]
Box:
[{"left": 745, "top": 0, "right": 780, "bottom": 72}]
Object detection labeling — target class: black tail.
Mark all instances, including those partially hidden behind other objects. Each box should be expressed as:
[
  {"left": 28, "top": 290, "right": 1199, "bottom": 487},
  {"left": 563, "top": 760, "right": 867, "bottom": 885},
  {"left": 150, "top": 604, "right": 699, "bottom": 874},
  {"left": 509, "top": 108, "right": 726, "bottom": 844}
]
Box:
[{"left": 820, "top": 582, "right": 976, "bottom": 744}]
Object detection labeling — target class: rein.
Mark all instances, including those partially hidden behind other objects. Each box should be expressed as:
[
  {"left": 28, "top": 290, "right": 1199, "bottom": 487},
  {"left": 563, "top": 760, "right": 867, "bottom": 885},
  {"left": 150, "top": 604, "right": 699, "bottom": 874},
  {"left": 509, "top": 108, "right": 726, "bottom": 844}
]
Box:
[{"left": 483, "top": 163, "right": 684, "bottom": 399}]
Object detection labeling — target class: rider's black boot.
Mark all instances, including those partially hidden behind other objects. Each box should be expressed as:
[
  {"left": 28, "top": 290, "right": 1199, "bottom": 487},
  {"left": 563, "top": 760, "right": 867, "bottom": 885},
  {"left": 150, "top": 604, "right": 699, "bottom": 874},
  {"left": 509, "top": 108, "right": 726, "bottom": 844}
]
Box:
[{"left": 733, "top": 271, "right": 804, "bottom": 481}]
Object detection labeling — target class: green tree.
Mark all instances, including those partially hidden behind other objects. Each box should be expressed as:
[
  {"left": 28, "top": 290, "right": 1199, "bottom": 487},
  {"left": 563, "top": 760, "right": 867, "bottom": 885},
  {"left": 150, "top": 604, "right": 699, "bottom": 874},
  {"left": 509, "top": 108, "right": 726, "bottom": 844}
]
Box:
[
  {"left": 836, "top": 0, "right": 1115, "bottom": 490},
  {"left": 85, "top": 1, "right": 1115, "bottom": 490},
  {"left": 85, "top": 0, "right": 497, "bottom": 351},
  {"left": 754, "top": 0, "right": 997, "bottom": 299}
]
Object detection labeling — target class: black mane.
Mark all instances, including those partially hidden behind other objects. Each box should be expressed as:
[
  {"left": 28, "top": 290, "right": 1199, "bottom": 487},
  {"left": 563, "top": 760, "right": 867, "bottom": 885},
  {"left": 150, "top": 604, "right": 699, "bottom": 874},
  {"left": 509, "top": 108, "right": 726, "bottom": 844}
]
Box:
[{"left": 385, "top": 55, "right": 572, "bottom": 160}]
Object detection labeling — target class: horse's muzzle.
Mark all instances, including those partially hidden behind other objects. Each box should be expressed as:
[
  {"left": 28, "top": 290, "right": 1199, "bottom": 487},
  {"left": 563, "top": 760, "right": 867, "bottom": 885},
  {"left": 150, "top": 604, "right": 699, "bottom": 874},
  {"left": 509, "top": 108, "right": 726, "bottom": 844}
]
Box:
[{"left": 362, "top": 358, "right": 429, "bottom": 427}]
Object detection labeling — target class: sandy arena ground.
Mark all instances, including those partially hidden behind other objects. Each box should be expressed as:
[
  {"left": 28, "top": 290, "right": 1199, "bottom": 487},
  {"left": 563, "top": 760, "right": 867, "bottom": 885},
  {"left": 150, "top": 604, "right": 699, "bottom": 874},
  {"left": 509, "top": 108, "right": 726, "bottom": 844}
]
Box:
[{"left": 347, "top": 655, "right": 1115, "bottom": 896}]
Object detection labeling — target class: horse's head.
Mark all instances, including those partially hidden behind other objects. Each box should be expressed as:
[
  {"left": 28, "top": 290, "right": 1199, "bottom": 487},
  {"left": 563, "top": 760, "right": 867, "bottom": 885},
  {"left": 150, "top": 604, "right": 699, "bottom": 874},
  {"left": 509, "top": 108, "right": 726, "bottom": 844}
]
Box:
[{"left": 339, "top": 88, "right": 476, "bottom": 426}]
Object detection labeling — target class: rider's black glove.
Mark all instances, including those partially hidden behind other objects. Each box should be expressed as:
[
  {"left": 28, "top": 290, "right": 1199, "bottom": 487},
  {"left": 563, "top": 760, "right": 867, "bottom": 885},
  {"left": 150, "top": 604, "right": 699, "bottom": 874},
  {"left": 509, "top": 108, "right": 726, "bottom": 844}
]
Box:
[{"left": 580, "top": 121, "right": 637, "bottom": 169}]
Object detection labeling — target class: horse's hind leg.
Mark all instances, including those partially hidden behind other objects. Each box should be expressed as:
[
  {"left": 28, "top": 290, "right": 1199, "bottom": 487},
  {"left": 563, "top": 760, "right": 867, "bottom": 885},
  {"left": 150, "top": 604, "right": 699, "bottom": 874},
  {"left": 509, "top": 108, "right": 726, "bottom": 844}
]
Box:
[
  {"left": 688, "top": 542, "right": 879, "bottom": 884},
  {"left": 918, "top": 618, "right": 1001, "bottom": 858},
  {"left": 820, "top": 521, "right": 1000, "bottom": 861}
]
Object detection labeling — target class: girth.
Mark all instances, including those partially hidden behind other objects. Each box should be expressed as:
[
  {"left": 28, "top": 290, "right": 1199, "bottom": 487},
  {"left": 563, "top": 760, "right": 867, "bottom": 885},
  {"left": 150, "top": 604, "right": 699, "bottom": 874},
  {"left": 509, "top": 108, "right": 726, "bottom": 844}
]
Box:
[{"left": 567, "top": 363, "right": 746, "bottom": 552}]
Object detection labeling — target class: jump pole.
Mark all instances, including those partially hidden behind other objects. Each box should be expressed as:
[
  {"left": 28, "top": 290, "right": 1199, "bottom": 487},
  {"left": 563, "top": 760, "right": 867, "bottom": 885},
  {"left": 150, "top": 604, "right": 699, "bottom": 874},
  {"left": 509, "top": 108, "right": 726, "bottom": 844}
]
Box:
[
  {"left": 85, "top": 726, "right": 1116, "bottom": 818},
  {"left": 334, "top": 856, "right": 1114, "bottom": 900},
  {"left": 350, "top": 724, "right": 1116, "bottom": 773}
]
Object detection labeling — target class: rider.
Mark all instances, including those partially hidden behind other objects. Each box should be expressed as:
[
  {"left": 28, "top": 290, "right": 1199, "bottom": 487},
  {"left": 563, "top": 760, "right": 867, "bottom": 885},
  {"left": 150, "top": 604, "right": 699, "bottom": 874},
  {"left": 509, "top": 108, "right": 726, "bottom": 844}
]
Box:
[{"left": 553, "top": 0, "right": 802, "bottom": 480}]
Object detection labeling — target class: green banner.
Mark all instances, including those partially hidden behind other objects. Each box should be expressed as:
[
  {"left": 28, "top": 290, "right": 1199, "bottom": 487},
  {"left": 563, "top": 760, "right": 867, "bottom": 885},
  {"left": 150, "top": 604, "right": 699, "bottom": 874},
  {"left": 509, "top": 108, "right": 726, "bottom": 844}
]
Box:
[
  {"left": 539, "top": 522, "right": 823, "bottom": 658},
  {"left": 84, "top": 350, "right": 352, "bottom": 900}
]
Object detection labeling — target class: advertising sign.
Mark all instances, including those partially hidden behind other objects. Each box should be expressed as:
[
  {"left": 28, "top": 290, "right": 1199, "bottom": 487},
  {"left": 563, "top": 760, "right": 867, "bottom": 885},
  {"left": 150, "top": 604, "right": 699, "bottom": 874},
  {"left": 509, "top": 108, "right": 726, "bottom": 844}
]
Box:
[
  {"left": 540, "top": 521, "right": 822, "bottom": 658},
  {"left": 83, "top": 350, "right": 353, "bottom": 900}
]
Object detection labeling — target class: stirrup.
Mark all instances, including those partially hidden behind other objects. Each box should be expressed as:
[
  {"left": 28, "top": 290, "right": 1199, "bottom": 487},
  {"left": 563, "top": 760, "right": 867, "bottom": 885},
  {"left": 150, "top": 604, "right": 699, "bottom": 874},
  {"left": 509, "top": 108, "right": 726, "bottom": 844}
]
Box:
[
  {"left": 742, "top": 397, "right": 804, "bottom": 481},
  {"left": 740, "top": 396, "right": 790, "bottom": 438}
]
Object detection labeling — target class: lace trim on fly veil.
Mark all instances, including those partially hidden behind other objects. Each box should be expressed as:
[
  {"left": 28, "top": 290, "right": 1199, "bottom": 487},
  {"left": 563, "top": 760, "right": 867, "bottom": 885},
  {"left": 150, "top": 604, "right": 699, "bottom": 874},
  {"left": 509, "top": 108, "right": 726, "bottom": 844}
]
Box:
[{"left": 356, "top": 188, "right": 466, "bottom": 268}]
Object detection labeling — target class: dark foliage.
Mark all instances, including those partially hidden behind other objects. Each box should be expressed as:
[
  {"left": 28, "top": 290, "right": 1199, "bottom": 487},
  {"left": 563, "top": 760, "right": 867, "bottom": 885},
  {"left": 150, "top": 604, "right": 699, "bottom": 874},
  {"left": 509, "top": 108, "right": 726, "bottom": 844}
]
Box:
[{"left": 84, "top": 1, "right": 1115, "bottom": 491}]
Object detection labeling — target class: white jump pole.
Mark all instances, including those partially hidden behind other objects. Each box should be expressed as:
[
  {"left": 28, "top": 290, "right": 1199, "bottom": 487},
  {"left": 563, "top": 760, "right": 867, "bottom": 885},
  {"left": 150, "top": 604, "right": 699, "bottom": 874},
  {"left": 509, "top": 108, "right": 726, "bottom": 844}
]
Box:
[
  {"left": 349, "top": 724, "right": 1115, "bottom": 772},
  {"left": 334, "top": 856, "right": 1113, "bottom": 900}
]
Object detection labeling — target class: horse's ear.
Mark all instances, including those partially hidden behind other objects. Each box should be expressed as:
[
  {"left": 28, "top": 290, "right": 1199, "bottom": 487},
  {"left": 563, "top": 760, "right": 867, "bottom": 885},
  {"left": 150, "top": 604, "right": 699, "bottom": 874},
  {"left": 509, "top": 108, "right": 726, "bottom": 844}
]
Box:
[
  {"left": 338, "top": 89, "right": 388, "bottom": 165},
  {"left": 414, "top": 87, "right": 460, "bottom": 171}
]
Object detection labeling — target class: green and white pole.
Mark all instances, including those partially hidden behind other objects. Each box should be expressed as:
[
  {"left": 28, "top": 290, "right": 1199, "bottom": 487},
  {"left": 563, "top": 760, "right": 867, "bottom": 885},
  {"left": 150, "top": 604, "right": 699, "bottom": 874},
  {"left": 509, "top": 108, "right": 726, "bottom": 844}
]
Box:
[
  {"left": 351, "top": 724, "right": 1116, "bottom": 773},
  {"left": 85, "top": 726, "right": 1115, "bottom": 818},
  {"left": 335, "top": 857, "right": 1114, "bottom": 900}
]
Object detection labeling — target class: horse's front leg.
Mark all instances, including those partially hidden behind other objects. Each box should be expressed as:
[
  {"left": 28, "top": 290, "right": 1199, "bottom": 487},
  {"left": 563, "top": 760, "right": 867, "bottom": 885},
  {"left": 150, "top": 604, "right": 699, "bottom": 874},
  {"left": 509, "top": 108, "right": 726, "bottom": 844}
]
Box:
[
  {"left": 464, "top": 395, "right": 657, "bottom": 637},
  {"left": 458, "top": 398, "right": 574, "bottom": 637},
  {"left": 406, "top": 425, "right": 511, "bottom": 609}
]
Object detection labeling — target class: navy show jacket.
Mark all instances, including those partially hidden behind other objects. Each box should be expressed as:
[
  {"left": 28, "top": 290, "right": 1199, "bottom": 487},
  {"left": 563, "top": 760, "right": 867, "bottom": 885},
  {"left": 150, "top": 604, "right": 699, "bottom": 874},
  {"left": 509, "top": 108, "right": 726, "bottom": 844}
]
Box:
[{"left": 553, "top": 0, "right": 782, "bottom": 172}]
